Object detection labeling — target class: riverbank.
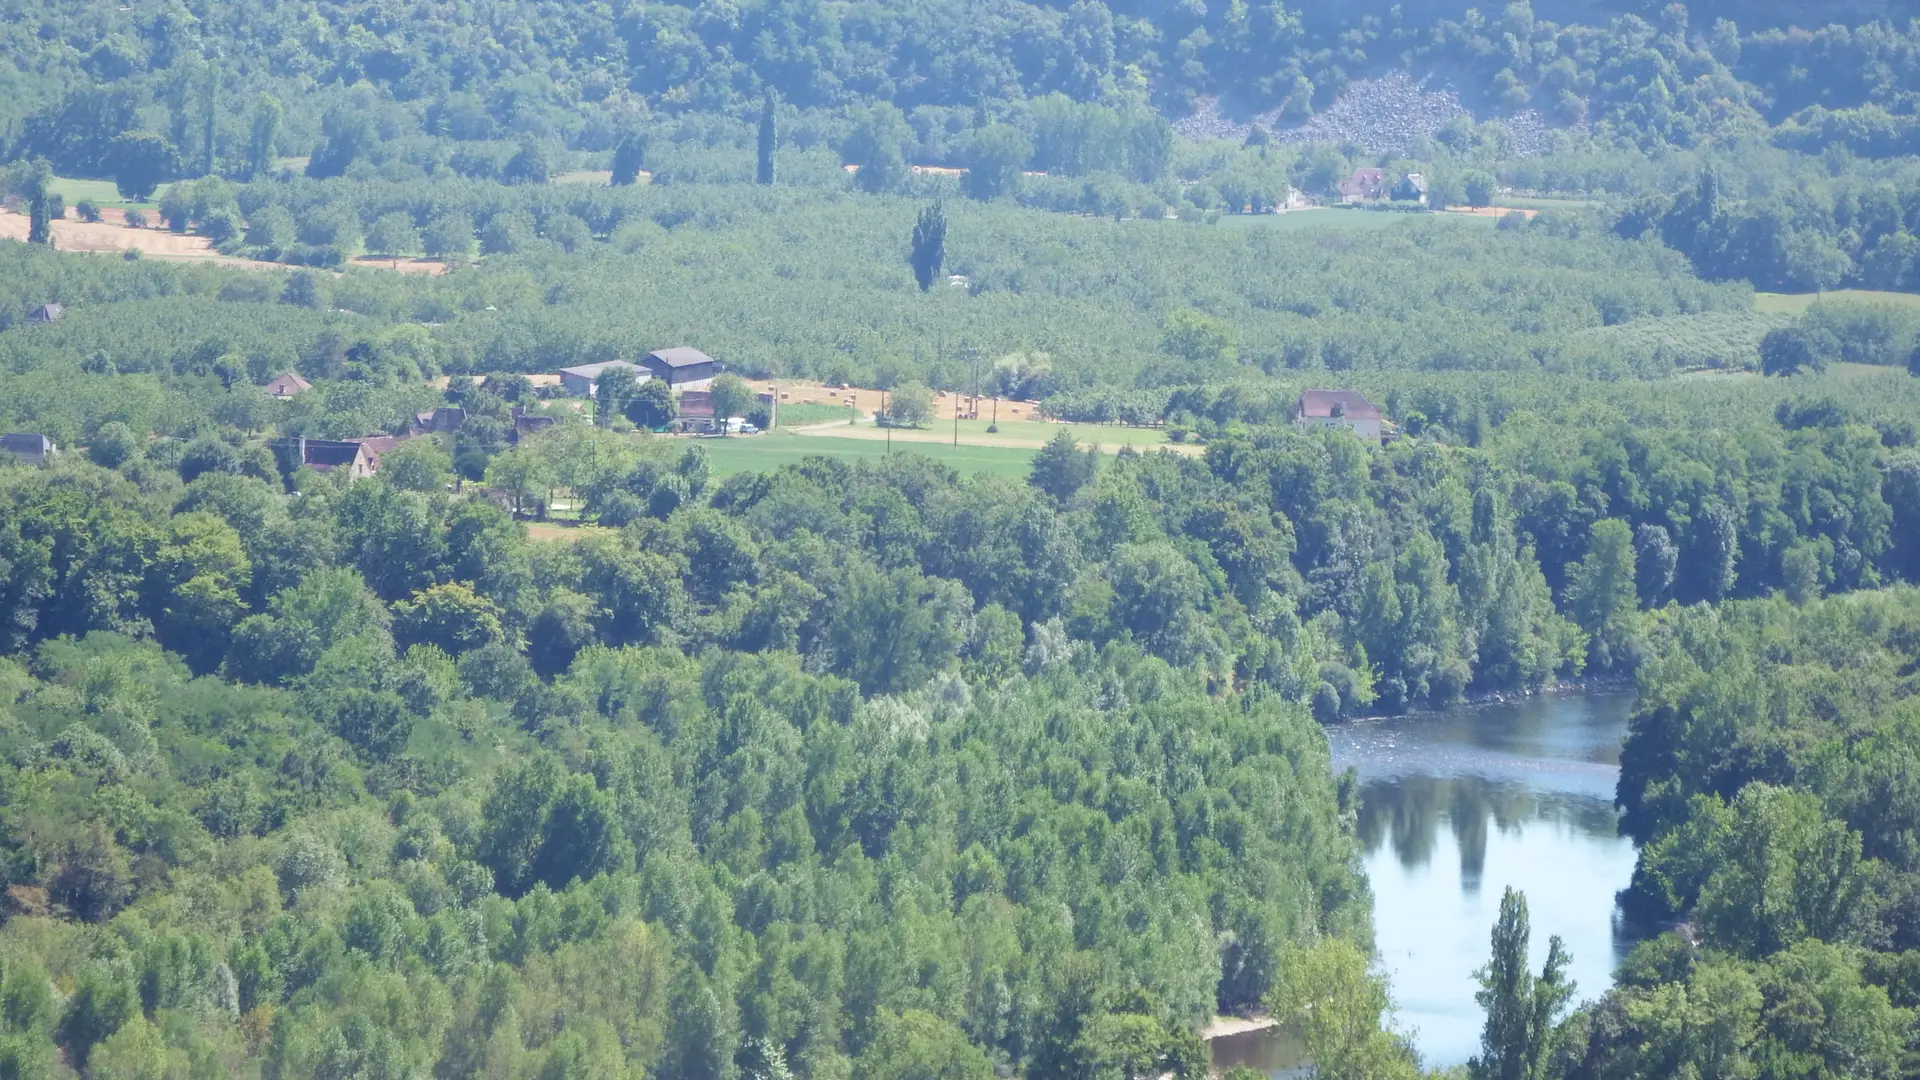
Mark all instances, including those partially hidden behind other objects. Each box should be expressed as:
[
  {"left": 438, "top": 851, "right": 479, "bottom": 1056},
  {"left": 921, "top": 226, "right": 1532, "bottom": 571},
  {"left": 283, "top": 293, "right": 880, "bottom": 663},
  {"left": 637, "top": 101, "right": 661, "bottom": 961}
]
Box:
[
  {"left": 1200, "top": 1015, "right": 1279, "bottom": 1040},
  {"left": 1343, "top": 674, "right": 1635, "bottom": 725}
]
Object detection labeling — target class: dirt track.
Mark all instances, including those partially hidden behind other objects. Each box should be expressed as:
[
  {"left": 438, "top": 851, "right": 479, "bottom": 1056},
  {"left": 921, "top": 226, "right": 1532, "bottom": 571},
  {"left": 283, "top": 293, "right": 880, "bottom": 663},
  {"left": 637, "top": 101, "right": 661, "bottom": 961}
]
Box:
[
  {"left": 0, "top": 208, "right": 282, "bottom": 269},
  {"left": 1, "top": 209, "right": 447, "bottom": 275}
]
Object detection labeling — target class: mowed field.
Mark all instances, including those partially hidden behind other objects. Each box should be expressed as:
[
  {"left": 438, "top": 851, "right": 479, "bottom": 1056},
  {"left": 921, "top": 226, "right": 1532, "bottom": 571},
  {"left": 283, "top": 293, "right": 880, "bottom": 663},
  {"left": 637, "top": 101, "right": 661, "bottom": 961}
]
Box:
[
  {"left": 1755, "top": 289, "right": 1920, "bottom": 314},
  {"left": 701, "top": 430, "right": 1044, "bottom": 478}
]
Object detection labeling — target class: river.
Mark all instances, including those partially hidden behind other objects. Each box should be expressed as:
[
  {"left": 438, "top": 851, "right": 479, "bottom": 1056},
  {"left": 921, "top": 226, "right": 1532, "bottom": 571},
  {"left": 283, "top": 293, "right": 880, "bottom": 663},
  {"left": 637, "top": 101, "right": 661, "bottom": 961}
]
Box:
[{"left": 1209, "top": 690, "right": 1642, "bottom": 1074}]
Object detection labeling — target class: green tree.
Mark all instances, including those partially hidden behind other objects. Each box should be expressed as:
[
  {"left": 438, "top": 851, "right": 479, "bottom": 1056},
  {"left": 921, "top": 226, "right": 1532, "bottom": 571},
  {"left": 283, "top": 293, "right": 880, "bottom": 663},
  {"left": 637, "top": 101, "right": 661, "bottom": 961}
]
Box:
[
  {"left": 1030, "top": 430, "right": 1096, "bottom": 504},
  {"left": 710, "top": 373, "right": 756, "bottom": 427},
  {"left": 21, "top": 160, "right": 53, "bottom": 246},
  {"left": 883, "top": 382, "right": 934, "bottom": 427},
  {"left": 280, "top": 270, "right": 328, "bottom": 309},
  {"left": 502, "top": 137, "right": 553, "bottom": 185},
  {"left": 247, "top": 93, "right": 282, "bottom": 179},
  {"left": 963, "top": 125, "right": 1032, "bottom": 201},
  {"left": 612, "top": 133, "right": 647, "bottom": 186},
  {"left": 57, "top": 966, "right": 138, "bottom": 1070},
  {"left": 757, "top": 90, "right": 778, "bottom": 186},
  {"left": 846, "top": 104, "right": 909, "bottom": 194},
  {"left": 1161, "top": 308, "right": 1235, "bottom": 365},
  {"left": 627, "top": 379, "right": 677, "bottom": 430},
  {"left": 596, "top": 366, "right": 640, "bottom": 428},
  {"left": 109, "top": 130, "right": 171, "bottom": 201},
  {"left": 379, "top": 438, "right": 452, "bottom": 492},
  {"left": 1268, "top": 939, "right": 1418, "bottom": 1080},
  {"left": 365, "top": 212, "right": 420, "bottom": 257},
  {"left": 855, "top": 1011, "right": 994, "bottom": 1080},
  {"left": 909, "top": 202, "right": 946, "bottom": 291},
  {"left": 423, "top": 210, "right": 476, "bottom": 261},
  {"left": 1563, "top": 518, "right": 1638, "bottom": 670},
  {"left": 1470, "top": 889, "right": 1572, "bottom": 1080},
  {"left": 1463, "top": 170, "right": 1498, "bottom": 208},
  {"left": 1761, "top": 326, "right": 1824, "bottom": 376}
]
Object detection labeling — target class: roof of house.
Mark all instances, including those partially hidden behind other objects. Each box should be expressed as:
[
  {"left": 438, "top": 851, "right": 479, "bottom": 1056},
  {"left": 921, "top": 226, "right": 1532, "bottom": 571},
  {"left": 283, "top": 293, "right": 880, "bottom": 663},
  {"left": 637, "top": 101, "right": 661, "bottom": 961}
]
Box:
[
  {"left": 355, "top": 435, "right": 411, "bottom": 470},
  {"left": 557, "top": 360, "right": 647, "bottom": 381},
  {"left": 414, "top": 406, "right": 466, "bottom": 432},
  {"left": 1298, "top": 390, "right": 1381, "bottom": 420},
  {"left": 678, "top": 390, "right": 715, "bottom": 419},
  {"left": 26, "top": 303, "right": 63, "bottom": 323},
  {"left": 299, "top": 439, "right": 366, "bottom": 470},
  {"left": 265, "top": 372, "right": 313, "bottom": 395},
  {"left": 644, "top": 347, "right": 716, "bottom": 369},
  {"left": 1, "top": 433, "right": 54, "bottom": 455}
]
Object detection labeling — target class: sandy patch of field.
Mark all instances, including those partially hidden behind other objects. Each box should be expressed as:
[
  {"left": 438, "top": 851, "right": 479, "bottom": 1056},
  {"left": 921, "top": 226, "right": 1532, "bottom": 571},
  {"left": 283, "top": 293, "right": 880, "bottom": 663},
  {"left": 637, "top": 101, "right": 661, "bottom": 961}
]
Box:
[
  {"left": 1445, "top": 205, "right": 1539, "bottom": 219},
  {"left": 0, "top": 208, "right": 283, "bottom": 269},
  {"left": 750, "top": 378, "right": 1046, "bottom": 423},
  {"left": 351, "top": 255, "right": 450, "bottom": 275}
]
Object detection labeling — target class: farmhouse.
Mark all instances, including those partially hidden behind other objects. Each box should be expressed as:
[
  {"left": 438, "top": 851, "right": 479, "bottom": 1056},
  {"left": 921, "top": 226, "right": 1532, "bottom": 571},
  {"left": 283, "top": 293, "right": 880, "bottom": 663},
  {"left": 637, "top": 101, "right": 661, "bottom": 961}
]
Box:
[
  {"left": 1, "top": 433, "right": 56, "bottom": 464},
  {"left": 1338, "top": 168, "right": 1388, "bottom": 202},
  {"left": 286, "top": 434, "right": 413, "bottom": 478},
  {"left": 1295, "top": 390, "right": 1383, "bottom": 444},
  {"left": 640, "top": 347, "right": 719, "bottom": 388},
  {"left": 557, "top": 360, "right": 647, "bottom": 397},
  {"left": 265, "top": 372, "right": 313, "bottom": 398},
  {"left": 25, "top": 303, "right": 63, "bottom": 325},
  {"left": 291, "top": 438, "right": 376, "bottom": 478}
]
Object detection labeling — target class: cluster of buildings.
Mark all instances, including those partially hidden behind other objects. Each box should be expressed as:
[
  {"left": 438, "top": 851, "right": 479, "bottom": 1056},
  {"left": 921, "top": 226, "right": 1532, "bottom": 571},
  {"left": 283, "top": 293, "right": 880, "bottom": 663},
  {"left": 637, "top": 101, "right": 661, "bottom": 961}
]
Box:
[
  {"left": 1336, "top": 168, "right": 1429, "bottom": 206},
  {"left": 272, "top": 346, "right": 730, "bottom": 479}
]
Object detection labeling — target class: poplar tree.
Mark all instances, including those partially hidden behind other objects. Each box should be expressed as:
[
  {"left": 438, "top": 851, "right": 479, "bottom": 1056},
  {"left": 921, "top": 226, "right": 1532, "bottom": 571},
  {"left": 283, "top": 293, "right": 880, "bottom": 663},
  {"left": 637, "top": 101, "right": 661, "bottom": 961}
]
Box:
[
  {"left": 1470, "top": 888, "right": 1573, "bottom": 1080},
  {"left": 756, "top": 90, "right": 777, "bottom": 186},
  {"left": 909, "top": 201, "right": 946, "bottom": 291}
]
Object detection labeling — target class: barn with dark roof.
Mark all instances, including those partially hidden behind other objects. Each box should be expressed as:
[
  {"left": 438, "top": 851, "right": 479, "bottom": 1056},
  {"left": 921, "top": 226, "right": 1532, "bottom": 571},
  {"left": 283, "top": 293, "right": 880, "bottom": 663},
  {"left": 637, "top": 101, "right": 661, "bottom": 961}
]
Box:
[{"left": 640, "top": 347, "right": 719, "bottom": 387}]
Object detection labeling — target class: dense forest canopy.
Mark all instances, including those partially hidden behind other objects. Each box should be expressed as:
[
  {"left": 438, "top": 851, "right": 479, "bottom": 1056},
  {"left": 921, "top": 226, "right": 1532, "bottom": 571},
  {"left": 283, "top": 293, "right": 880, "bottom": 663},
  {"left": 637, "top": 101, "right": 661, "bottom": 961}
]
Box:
[{"left": 6, "top": 0, "right": 1920, "bottom": 1076}]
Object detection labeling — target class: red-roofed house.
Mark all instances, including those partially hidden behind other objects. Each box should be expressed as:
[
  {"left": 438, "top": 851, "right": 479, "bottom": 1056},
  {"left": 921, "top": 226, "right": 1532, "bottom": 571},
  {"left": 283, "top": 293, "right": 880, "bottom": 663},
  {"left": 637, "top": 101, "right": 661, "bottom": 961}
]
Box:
[
  {"left": 1337, "top": 168, "right": 1388, "bottom": 202},
  {"left": 1296, "top": 390, "right": 1383, "bottom": 444}
]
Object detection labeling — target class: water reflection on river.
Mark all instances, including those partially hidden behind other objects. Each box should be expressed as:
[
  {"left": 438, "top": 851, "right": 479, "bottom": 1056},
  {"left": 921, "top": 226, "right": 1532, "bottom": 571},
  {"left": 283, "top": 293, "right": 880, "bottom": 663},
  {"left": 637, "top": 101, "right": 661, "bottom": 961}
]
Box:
[{"left": 1325, "top": 691, "right": 1641, "bottom": 1069}]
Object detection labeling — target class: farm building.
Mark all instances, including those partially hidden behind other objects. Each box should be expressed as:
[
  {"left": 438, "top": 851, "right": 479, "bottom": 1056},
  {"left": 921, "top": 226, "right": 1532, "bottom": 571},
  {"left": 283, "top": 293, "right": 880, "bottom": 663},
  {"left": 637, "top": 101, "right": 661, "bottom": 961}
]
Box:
[
  {"left": 1338, "top": 168, "right": 1388, "bottom": 202},
  {"left": 1295, "top": 390, "right": 1383, "bottom": 444},
  {"left": 1, "top": 433, "right": 57, "bottom": 463},
  {"left": 265, "top": 372, "right": 312, "bottom": 398},
  {"left": 558, "top": 360, "right": 648, "bottom": 397},
  {"left": 640, "top": 347, "right": 718, "bottom": 387},
  {"left": 413, "top": 406, "right": 466, "bottom": 434}
]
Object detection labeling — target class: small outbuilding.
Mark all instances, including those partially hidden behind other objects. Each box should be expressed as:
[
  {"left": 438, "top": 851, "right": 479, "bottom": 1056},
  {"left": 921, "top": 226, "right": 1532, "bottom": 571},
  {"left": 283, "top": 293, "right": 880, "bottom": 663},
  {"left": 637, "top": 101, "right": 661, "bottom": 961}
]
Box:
[
  {"left": 1, "top": 433, "right": 57, "bottom": 464},
  {"left": 640, "top": 347, "right": 719, "bottom": 388},
  {"left": 1296, "top": 390, "right": 1383, "bottom": 444},
  {"left": 25, "top": 303, "right": 63, "bottom": 325},
  {"left": 557, "top": 360, "right": 648, "bottom": 397},
  {"left": 265, "top": 372, "right": 313, "bottom": 398}
]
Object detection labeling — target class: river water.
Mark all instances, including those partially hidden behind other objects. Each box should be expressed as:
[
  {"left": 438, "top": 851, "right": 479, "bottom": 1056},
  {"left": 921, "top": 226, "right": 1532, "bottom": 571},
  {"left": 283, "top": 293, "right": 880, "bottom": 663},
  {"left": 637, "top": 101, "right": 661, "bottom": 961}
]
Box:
[
  {"left": 1207, "top": 690, "right": 1641, "bottom": 1074},
  {"left": 1326, "top": 690, "right": 1641, "bottom": 1067}
]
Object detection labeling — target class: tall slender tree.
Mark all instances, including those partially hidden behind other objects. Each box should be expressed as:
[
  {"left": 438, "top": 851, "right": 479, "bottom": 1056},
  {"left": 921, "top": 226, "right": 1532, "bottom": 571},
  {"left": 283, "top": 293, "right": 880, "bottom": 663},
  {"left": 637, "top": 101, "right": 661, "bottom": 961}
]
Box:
[
  {"left": 756, "top": 90, "right": 777, "bottom": 186},
  {"left": 909, "top": 202, "right": 946, "bottom": 291},
  {"left": 1470, "top": 888, "right": 1573, "bottom": 1080},
  {"left": 247, "top": 94, "right": 282, "bottom": 180},
  {"left": 23, "top": 159, "right": 53, "bottom": 245},
  {"left": 198, "top": 63, "right": 219, "bottom": 177},
  {"left": 612, "top": 133, "right": 646, "bottom": 186}
]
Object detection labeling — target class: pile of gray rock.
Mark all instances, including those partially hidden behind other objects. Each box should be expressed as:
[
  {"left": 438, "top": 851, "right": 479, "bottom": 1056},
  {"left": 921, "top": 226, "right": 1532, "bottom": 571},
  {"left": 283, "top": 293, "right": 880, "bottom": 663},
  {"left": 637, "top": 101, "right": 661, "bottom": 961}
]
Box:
[{"left": 1172, "top": 71, "right": 1560, "bottom": 157}]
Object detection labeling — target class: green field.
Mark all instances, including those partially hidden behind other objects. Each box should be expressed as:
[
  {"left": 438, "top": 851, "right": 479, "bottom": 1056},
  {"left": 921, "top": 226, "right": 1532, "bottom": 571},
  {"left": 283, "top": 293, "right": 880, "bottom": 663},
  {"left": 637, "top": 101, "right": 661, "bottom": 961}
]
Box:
[
  {"left": 1754, "top": 289, "right": 1920, "bottom": 315},
  {"left": 46, "top": 175, "right": 168, "bottom": 209},
  {"left": 702, "top": 431, "right": 1042, "bottom": 478},
  {"left": 774, "top": 402, "right": 862, "bottom": 427}
]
